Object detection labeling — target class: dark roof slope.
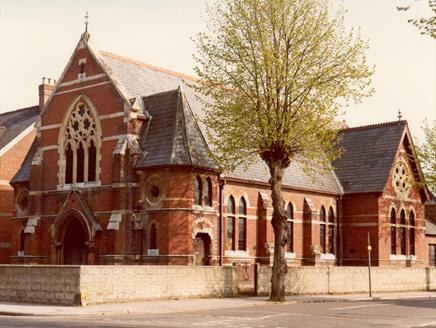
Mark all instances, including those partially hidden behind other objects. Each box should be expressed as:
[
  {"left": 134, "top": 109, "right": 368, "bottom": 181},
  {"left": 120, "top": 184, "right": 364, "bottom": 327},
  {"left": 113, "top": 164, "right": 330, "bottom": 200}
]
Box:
[
  {"left": 99, "top": 51, "right": 342, "bottom": 194},
  {"left": 137, "top": 88, "right": 218, "bottom": 169},
  {"left": 425, "top": 218, "right": 436, "bottom": 235},
  {"left": 10, "top": 137, "right": 39, "bottom": 184},
  {"left": 0, "top": 106, "right": 39, "bottom": 150},
  {"left": 334, "top": 121, "right": 406, "bottom": 194}
]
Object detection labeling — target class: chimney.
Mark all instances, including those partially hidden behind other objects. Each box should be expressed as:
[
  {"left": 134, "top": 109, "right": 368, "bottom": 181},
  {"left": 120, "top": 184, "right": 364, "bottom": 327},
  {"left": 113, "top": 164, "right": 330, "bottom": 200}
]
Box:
[{"left": 39, "top": 77, "right": 55, "bottom": 111}]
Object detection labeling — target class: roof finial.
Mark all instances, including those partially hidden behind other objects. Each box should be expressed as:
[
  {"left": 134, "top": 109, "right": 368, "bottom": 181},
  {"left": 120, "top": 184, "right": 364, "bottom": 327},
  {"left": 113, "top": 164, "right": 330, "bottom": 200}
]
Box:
[
  {"left": 81, "top": 12, "right": 90, "bottom": 41},
  {"left": 397, "top": 109, "right": 402, "bottom": 121},
  {"left": 84, "top": 12, "right": 89, "bottom": 33}
]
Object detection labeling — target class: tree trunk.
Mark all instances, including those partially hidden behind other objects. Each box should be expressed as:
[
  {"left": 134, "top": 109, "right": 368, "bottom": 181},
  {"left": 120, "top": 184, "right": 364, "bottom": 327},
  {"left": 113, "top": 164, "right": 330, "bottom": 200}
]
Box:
[{"left": 268, "top": 161, "right": 288, "bottom": 302}]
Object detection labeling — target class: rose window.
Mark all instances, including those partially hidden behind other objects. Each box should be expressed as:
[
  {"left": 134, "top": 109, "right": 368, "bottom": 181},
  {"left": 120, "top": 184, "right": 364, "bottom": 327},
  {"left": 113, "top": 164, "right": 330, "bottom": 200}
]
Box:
[{"left": 392, "top": 161, "right": 410, "bottom": 197}]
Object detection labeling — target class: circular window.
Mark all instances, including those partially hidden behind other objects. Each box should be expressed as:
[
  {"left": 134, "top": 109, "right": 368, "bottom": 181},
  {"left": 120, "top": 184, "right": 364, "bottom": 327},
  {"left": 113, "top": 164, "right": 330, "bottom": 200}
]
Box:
[
  {"left": 392, "top": 161, "right": 410, "bottom": 198},
  {"left": 16, "top": 189, "right": 30, "bottom": 213},
  {"left": 144, "top": 175, "right": 164, "bottom": 206},
  {"left": 150, "top": 185, "right": 160, "bottom": 198}
]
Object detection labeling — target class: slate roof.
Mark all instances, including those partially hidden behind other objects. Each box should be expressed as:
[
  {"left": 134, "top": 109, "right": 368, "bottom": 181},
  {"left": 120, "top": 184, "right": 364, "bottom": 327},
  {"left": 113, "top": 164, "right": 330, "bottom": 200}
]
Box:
[
  {"left": 10, "top": 137, "right": 39, "bottom": 184},
  {"left": 333, "top": 121, "right": 406, "bottom": 194},
  {"left": 425, "top": 218, "right": 436, "bottom": 235},
  {"left": 99, "top": 51, "right": 343, "bottom": 194},
  {"left": 0, "top": 106, "right": 39, "bottom": 151},
  {"left": 137, "top": 88, "right": 218, "bottom": 169}
]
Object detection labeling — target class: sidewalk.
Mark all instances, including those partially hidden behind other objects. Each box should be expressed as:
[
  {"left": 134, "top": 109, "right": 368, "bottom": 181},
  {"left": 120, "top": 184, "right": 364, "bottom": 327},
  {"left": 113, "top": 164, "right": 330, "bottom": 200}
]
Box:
[{"left": 0, "top": 291, "right": 434, "bottom": 317}]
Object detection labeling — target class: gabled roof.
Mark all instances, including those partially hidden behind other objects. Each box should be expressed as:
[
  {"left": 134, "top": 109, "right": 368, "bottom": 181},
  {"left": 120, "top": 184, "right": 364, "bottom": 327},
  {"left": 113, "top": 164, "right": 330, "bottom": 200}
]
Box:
[
  {"left": 10, "top": 137, "right": 39, "bottom": 184},
  {"left": 99, "top": 51, "right": 343, "bottom": 194},
  {"left": 137, "top": 88, "right": 218, "bottom": 169},
  {"left": 0, "top": 106, "right": 38, "bottom": 152},
  {"left": 334, "top": 121, "right": 407, "bottom": 194}
]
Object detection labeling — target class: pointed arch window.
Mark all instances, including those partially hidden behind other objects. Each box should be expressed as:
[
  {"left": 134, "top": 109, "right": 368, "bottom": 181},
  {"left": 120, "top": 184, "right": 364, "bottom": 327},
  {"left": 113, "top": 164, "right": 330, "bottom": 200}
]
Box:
[
  {"left": 61, "top": 100, "right": 99, "bottom": 185},
  {"left": 194, "top": 176, "right": 202, "bottom": 205},
  {"left": 327, "top": 207, "right": 335, "bottom": 254},
  {"left": 149, "top": 223, "right": 157, "bottom": 249},
  {"left": 409, "top": 210, "right": 415, "bottom": 256},
  {"left": 286, "top": 203, "right": 294, "bottom": 253},
  {"left": 204, "top": 177, "right": 212, "bottom": 207},
  {"left": 19, "top": 229, "right": 25, "bottom": 255},
  {"left": 390, "top": 208, "right": 397, "bottom": 255},
  {"left": 400, "top": 209, "right": 406, "bottom": 255},
  {"left": 238, "top": 197, "right": 247, "bottom": 251},
  {"left": 319, "top": 206, "right": 326, "bottom": 253},
  {"left": 226, "top": 196, "right": 235, "bottom": 250}
]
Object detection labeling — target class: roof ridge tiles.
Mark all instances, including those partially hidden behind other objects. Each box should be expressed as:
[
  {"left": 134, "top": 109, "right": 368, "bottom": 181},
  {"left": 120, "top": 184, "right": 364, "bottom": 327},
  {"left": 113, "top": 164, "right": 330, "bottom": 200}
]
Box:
[
  {"left": 340, "top": 120, "right": 407, "bottom": 132},
  {"left": 99, "top": 50, "right": 198, "bottom": 82}
]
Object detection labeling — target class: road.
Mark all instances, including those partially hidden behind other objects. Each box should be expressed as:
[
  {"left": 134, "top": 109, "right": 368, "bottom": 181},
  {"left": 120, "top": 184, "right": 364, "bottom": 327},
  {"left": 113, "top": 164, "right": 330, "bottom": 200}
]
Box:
[{"left": 0, "top": 298, "right": 435, "bottom": 328}]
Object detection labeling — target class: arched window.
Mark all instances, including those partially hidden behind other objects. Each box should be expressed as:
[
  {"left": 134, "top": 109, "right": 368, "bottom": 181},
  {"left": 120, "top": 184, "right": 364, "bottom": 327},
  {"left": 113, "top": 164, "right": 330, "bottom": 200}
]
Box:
[
  {"left": 409, "top": 210, "right": 415, "bottom": 256},
  {"left": 327, "top": 207, "right": 335, "bottom": 254},
  {"left": 65, "top": 143, "right": 73, "bottom": 184},
  {"left": 61, "top": 100, "right": 99, "bottom": 185},
  {"left": 204, "top": 177, "right": 212, "bottom": 207},
  {"left": 226, "top": 196, "right": 235, "bottom": 250},
  {"left": 149, "top": 224, "right": 157, "bottom": 249},
  {"left": 319, "top": 206, "right": 326, "bottom": 253},
  {"left": 238, "top": 197, "right": 247, "bottom": 251},
  {"left": 88, "top": 140, "right": 96, "bottom": 182},
  {"left": 390, "top": 208, "right": 397, "bottom": 255},
  {"left": 400, "top": 209, "right": 406, "bottom": 255},
  {"left": 286, "top": 203, "right": 294, "bottom": 253},
  {"left": 77, "top": 142, "right": 85, "bottom": 182},
  {"left": 19, "top": 229, "right": 25, "bottom": 255},
  {"left": 194, "top": 176, "right": 202, "bottom": 205}
]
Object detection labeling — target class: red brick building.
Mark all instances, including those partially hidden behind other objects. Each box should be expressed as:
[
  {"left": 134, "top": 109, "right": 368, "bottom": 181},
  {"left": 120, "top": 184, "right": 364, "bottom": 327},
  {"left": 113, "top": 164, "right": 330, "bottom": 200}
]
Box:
[
  {"left": 1, "top": 32, "right": 431, "bottom": 267},
  {"left": 0, "top": 106, "right": 38, "bottom": 263},
  {"left": 425, "top": 195, "right": 436, "bottom": 267}
]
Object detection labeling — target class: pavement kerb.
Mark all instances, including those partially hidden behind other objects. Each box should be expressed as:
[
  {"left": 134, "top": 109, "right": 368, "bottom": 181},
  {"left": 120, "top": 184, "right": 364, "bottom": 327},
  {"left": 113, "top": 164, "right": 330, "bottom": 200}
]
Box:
[{"left": 0, "top": 292, "right": 434, "bottom": 317}]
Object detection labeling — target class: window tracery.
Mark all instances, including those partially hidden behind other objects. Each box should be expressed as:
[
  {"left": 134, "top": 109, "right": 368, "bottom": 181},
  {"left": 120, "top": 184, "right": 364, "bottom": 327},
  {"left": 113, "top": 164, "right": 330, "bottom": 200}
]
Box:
[
  {"left": 60, "top": 100, "right": 100, "bottom": 185},
  {"left": 392, "top": 161, "right": 411, "bottom": 198}
]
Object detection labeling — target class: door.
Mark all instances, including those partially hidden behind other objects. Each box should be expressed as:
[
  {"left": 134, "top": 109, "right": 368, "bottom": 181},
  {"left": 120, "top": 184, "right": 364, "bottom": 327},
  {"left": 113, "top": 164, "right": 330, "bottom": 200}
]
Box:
[
  {"left": 194, "top": 233, "right": 211, "bottom": 265},
  {"left": 63, "top": 218, "right": 87, "bottom": 265}
]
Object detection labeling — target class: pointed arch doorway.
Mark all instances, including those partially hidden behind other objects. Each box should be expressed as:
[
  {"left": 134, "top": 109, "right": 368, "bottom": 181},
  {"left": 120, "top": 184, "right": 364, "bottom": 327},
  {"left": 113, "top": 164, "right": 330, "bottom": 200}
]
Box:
[
  {"left": 194, "top": 233, "right": 211, "bottom": 265},
  {"left": 61, "top": 216, "right": 88, "bottom": 265}
]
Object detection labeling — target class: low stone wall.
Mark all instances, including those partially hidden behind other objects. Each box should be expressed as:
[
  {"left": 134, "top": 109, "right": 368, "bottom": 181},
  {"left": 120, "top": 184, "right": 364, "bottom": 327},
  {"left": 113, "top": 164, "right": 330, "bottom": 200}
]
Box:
[
  {"left": 256, "top": 266, "right": 436, "bottom": 295},
  {"left": 0, "top": 265, "right": 237, "bottom": 306},
  {"left": 1, "top": 265, "right": 434, "bottom": 305},
  {"left": 80, "top": 266, "right": 237, "bottom": 305},
  {"left": 0, "top": 266, "right": 81, "bottom": 305}
]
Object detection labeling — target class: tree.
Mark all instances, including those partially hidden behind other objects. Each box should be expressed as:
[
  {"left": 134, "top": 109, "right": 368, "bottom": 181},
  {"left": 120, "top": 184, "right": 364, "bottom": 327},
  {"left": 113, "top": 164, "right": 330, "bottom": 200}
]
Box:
[
  {"left": 397, "top": 0, "right": 436, "bottom": 38},
  {"left": 415, "top": 121, "right": 436, "bottom": 192},
  {"left": 194, "top": 0, "right": 373, "bottom": 301}
]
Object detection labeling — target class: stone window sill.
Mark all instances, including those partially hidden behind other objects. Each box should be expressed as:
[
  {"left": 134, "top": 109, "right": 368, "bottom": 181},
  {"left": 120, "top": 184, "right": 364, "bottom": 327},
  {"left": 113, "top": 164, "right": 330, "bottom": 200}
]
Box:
[
  {"left": 225, "top": 250, "right": 248, "bottom": 257},
  {"left": 389, "top": 254, "right": 416, "bottom": 261},
  {"left": 57, "top": 181, "right": 101, "bottom": 190},
  {"left": 320, "top": 253, "right": 336, "bottom": 260},
  {"left": 285, "top": 252, "right": 296, "bottom": 259}
]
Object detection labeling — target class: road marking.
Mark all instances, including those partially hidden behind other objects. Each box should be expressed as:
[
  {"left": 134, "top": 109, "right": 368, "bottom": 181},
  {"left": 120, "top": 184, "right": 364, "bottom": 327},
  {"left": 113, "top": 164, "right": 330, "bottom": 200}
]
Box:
[
  {"left": 329, "top": 303, "right": 392, "bottom": 311},
  {"left": 256, "top": 313, "right": 289, "bottom": 319},
  {"left": 412, "top": 322, "right": 436, "bottom": 327}
]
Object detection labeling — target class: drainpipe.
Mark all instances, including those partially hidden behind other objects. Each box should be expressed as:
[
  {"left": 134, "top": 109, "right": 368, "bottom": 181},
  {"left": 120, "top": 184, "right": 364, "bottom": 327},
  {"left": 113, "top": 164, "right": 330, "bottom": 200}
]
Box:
[{"left": 218, "top": 174, "right": 225, "bottom": 266}]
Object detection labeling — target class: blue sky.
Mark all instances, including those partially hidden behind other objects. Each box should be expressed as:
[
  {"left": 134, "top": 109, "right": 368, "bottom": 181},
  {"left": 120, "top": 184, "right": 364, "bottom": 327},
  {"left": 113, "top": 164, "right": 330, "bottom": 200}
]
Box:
[{"left": 0, "top": 0, "right": 434, "bottom": 141}]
